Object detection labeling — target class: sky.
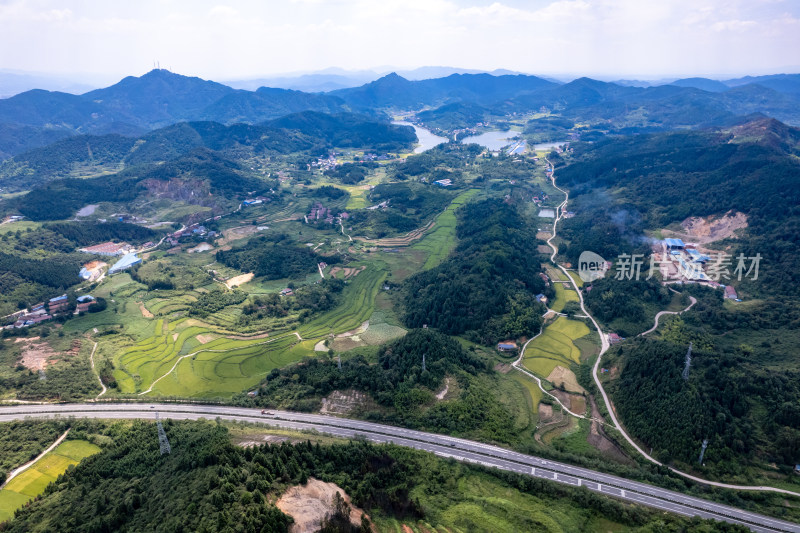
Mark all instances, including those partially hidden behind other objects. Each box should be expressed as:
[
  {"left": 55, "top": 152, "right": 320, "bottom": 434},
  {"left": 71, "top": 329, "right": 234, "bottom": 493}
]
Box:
[{"left": 0, "top": 0, "right": 799, "bottom": 83}]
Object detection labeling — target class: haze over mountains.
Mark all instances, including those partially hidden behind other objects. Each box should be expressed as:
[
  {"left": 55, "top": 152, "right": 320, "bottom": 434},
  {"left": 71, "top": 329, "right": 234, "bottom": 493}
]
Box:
[{"left": 1, "top": 67, "right": 799, "bottom": 161}]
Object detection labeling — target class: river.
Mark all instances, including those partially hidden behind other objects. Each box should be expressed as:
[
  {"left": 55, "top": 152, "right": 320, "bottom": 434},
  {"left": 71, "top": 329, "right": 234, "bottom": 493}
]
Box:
[{"left": 392, "top": 121, "right": 448, "bottom": 153}]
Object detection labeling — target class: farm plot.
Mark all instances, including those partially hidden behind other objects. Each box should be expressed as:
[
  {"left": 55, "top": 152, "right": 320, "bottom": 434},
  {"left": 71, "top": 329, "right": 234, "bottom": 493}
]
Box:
[
  {"left": 550, "top": 283, "right": 579, "bottom": 313},
  {"left": 411, "top": 188, "right": 479, "bottom": 270},
  {"left": 298, "top": 265, "right": 387, "bottom": 340},
  {"left": 114, "top": 265, "right": 388, "bottom": 398},
  {"left": 0, "top": 440, "right": 100, "bottom": 523},
  {"left": 522, "top": 317, "right": 590, "bottom": 378}
]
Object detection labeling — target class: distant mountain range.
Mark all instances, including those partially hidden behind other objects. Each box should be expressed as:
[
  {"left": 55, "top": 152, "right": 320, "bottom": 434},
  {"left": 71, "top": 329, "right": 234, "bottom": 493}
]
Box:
[{"left": 1, "top": 68, "right": 799, "bottom": 160}]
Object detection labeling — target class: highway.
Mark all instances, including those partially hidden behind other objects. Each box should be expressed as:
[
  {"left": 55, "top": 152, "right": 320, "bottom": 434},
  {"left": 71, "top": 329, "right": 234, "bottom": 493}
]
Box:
[{"left": 1, "top": 403, "right": 798, "bottom": 533}]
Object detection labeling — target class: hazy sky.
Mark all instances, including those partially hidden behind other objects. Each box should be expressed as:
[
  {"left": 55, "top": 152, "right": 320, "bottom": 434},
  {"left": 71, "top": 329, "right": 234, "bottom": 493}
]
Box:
[{"left": 1, "top": 0, "right": 798, "bottom": 82}]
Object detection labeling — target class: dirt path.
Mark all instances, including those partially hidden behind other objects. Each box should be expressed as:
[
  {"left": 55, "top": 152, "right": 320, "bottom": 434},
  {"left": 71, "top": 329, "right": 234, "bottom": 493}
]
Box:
[
  {"left": 0, "top": 429, "right": 70, "bottom": 489},
  {"left": 88, "top": 341, "right": 107, "bottom": 400}
]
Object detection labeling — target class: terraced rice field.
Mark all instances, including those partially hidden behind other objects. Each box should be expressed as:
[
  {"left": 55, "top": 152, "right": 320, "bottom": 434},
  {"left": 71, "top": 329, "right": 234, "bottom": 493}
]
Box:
[
  {"left": 550, "top": 283, "right": 579, "bottom": 313},
  {"left": 0, "top": 440, "right": 100, "bottom": 522},
  {"left": 522, "top": 317, "right": 590, "bottom": 377},
  {"left": 412, "top": 189, "right": 479, "bottom": 270},
  {"left": 113, "top": 265, "right": 387, "bottom": 398}
]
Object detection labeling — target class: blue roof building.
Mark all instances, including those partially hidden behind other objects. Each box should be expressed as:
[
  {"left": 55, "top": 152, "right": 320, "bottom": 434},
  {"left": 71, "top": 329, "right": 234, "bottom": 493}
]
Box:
[
  {"left": 109, "top": 253, "right": 142, "bottom": 274},
  {"left": 664, "top": 238, "right": 685, "bottom": 249}
]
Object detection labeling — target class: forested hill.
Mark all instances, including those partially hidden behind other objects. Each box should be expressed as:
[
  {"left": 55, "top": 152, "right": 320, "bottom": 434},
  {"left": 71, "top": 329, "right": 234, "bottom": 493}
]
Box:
[
  {"left": 330, "top": 72, "right": 558, "bottom": 109},
  {"left": 267, "top": 111, "right": 415, "bottom": 150},
  {"left": 403, "top": 200, "right": 548, "bottom": 344},
  {"left": 0, "top": 69, "right": 350, "bottom": 157},
  {"left": 556, "top": 118, "right": 800, "bottom": 298},
  {"left": 0, "top": 114, "right": 414, "bottom": 193}
]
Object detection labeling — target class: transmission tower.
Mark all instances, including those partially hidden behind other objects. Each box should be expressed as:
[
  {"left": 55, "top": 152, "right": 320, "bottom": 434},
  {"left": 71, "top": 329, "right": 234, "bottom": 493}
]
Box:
[
  {"left": 682, "top": 342, "right": 693, "bottom": 381},
  {"left": 698, "top": 438, "right": 708, "bottom": 465},
  {"left": 156, "top": 412, "right": 171, "bottom": 455}
]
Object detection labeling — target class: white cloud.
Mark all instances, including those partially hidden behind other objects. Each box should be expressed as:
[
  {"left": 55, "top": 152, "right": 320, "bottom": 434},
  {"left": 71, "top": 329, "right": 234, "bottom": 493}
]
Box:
[{"left": 0, "top": 0, "right": 797, "bottom": 80}]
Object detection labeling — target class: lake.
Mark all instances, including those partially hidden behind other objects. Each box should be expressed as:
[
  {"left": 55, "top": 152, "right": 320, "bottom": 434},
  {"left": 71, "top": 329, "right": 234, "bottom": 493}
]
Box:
[
  {"left": 392, "top": 121, "right": 448, "bottom": 153},
  {"left": 460, "top": 129, "right": 519, "bottom": 150}
]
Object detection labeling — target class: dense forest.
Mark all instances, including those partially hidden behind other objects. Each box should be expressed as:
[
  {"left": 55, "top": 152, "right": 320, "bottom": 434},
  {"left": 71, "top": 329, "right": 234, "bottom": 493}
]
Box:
[
  {"left": 44, "top": 221, "right": 159, "bottom": 246},
  {"left": 557, "top": 119, "right": 800, "bottom": 298},
  {"left": 242, "top": 330, "right": 527, "bottom": 443},
  {"left": 605, "top": 283, "right": 800, "bottom": 477},
  {"left": 216, "top": 234, "right": 337, "bottom": 281},
  {"left": 585, "top": 277, "right": 674, "bottom": 337},
  {"left": 1, "top": 420, "right": 735, "bottom": 533},
  {"left": 323, "top": 162, "right": 377, "bottom": 184},
  {"left": 347, "top": 182, "right": 452, "bottom": 237},
  {"left": 402, "top": 200, "right": 548, "bottom": 344}
]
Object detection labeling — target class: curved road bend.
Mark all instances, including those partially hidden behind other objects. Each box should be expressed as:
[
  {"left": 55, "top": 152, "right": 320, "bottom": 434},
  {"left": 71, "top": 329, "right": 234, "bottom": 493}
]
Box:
[
  {"left": 542, "top": 158, "right": 800, "bottom": 498},
  {"left": 0, "top": 403, "right": 798, "bottom": 533}
]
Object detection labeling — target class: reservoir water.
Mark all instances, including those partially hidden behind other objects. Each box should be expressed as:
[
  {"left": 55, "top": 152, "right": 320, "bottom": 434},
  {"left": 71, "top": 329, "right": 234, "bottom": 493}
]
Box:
[
  {"left": 460, "top": 129, "right": 518, "bottom": 150},
  {"left": 392, "top": 121, "right": 448, "bottom": 153}
]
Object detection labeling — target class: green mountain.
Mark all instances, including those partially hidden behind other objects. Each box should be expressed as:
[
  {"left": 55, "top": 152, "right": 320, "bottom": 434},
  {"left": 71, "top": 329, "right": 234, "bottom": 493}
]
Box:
[
  {"left": 266, "top": 111, "right": 415, "bottom": 150},
  {"left": 331, "top": 72, "right": 558, "bottom": 109},
  {"left": 83, "top": 69, "right": 236, "bottom": 128},
  {"left": 671, "top": 77, "right": 730, "bottom": 92},
  {"left": 201, "top": 86, "right": 349, "bottom": 123}
]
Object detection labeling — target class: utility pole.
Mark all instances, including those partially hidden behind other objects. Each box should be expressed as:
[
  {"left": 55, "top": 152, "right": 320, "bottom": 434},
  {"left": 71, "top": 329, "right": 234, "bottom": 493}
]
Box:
[
  {"left": 156, "top": 412, "right": 171, "bottom": 455},
  {"left": 682, "top": 342, "right": 693, "bottom": 381},
  {"left": 337, "top": 353, "right": 341, "bottom": 371},
  {"left": 422, "top": 353, "right": 426, "bottom": 372}
]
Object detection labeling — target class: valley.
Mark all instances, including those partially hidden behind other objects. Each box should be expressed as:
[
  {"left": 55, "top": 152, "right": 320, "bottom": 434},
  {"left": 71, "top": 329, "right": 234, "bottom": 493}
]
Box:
[{"left": 0, "top": 64, "right": 799, "bottom": 532}]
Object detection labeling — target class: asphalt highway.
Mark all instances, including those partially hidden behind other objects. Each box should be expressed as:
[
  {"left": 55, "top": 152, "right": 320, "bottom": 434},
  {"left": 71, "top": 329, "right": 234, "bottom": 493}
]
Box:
[{"left": 1, "top": 403, "right": 798, "bottom": 533}]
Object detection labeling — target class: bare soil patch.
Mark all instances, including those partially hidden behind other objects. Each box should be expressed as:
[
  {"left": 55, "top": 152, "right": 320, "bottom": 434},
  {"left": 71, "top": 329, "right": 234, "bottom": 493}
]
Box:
[
  {"left": 187, "top": 243, "right": 213, "bottom": 254},
  {"left": 493, "top": 362, "right": 512, "bottom": 374},
  {"left": 138, "top": 302, "right": 154, "bottom": 318},
  {"left": 663, "top": 211, "right": 748, "bottom": 249},
  {"left": 17, "top": 339, "right": 80, "bottom": 371},
  {"left": 196, "top": 334, "right": 216, "bottom": 344},
  {"left": 546, "top": 365, "right": 586, "bottom": 394},
  {"left": 18, "top": 340, "right": 58, "bottom": 371},
  {"left": 225, "top": 272, "right": 254, "bottom": 289},
  {"left": 232, "top": 434, "right": 294, "bottom": 447},
  {"left": 320, "top": 389, "right": 371, "bottom": 415},
  {"left": 276, "top": 478, "right": 368, "bottom": 533},
  {"left": 436, "top": 377, "right": 453, "bottom": 400},
  {"left": 219, "top": 225, "right": 259, "bottom": 247}
]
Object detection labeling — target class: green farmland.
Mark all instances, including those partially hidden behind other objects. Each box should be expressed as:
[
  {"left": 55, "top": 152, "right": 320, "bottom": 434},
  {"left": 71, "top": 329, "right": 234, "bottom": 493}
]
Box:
[
  {"left": 550, "top": 282, "right": 579, "bottom": 313},
  {"left": 522, "top": 317, "right": 590, "bottom": 377},
  {"left": 412, "top": 188, "right": 479, "bottom": 270},
  {"left": 0, "top": 440, "right": 100, "bottom": 523},
  {"left": 113, "top": 265, "right": 387, "bottom": 398}
]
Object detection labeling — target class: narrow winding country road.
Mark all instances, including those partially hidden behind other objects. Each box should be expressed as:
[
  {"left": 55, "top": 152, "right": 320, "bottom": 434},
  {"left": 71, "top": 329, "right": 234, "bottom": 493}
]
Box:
[
  {"left": 638, "top": 292, "right": 698, "bottom": 337},
  {"left": 513, "top": 328, "right": 593, "bottom": 420},
  {"left": 541, "top": 157, "right": 800, "bottom": 498},
  {"left": 0, "top": 429, "right": 70, "bottom": 490},
  {"left": 0, "top": 404, "right": 798, "bottom": 532}
]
